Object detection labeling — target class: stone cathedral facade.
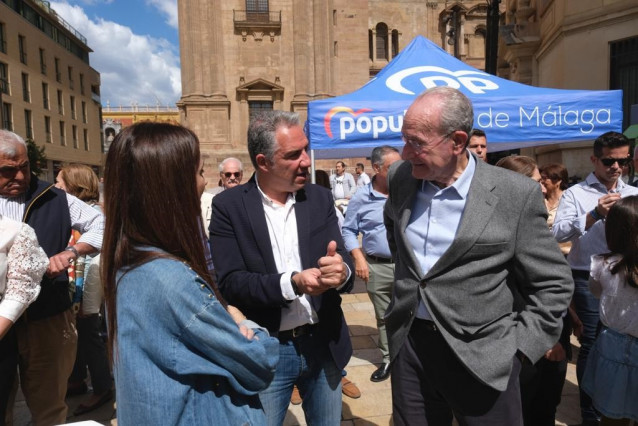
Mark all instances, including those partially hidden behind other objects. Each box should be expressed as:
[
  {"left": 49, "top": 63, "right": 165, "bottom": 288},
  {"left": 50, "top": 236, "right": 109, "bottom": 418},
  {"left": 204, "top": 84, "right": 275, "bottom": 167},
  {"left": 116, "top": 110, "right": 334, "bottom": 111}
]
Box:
[{"left": 177, "top": 0, "right": 494, "bottom": 180}]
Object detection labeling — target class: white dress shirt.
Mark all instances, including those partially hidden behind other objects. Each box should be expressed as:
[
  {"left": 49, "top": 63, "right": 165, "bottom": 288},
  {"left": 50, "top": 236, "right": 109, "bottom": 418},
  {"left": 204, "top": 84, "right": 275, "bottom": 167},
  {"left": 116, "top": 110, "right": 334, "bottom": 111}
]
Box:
[{"left": 255, "top": 181, "right": 319, "bottom": 332}]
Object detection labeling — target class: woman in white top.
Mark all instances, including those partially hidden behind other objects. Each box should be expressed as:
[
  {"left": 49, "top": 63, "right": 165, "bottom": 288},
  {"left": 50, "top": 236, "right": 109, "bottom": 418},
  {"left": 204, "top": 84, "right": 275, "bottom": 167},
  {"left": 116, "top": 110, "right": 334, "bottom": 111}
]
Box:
[
  {"left": 583, "top": 195, "right": 638, "bottom": 425},
  {"left": 0, "top": 215, "right": 48, "bottom": 423}
]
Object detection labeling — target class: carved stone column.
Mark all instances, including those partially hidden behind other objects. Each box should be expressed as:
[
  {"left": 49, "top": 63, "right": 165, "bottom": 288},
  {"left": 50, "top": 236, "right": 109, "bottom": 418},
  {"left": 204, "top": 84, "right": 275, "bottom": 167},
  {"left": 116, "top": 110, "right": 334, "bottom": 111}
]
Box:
[
  {"left": 177, "top": 0, "right": 231, "bottom": 167},
  {"left": 312, "top": 0, "right": 332, "bottom": 98},
  {"left": 291, "top": 0, "right": 315, "bottom": 109}
]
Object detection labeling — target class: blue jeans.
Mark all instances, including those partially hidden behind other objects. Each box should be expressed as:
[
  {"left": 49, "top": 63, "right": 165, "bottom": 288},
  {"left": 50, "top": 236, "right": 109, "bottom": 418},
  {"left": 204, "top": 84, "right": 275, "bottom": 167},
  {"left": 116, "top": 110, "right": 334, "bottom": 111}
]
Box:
[
  {"left": 572, "top": 271, "right": 600, "bottom": 422},
  {"left": 260, "top": 334, "right": 342, "bottom": 426}
]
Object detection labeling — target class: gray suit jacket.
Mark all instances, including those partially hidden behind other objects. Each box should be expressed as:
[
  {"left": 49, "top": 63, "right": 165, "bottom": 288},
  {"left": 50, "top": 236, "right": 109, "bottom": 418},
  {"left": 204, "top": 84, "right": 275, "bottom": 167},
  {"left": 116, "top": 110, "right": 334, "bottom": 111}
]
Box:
[{"left": 383, "top": 157, "right": 574, "bottom": 391}]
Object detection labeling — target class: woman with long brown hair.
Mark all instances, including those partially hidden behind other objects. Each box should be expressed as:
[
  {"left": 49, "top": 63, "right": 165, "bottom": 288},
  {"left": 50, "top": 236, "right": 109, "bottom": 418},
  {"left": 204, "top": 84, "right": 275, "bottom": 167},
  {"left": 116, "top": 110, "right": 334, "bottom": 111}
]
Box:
[{"left": 102, "top": 122, "right": 278, "bottom": 425}]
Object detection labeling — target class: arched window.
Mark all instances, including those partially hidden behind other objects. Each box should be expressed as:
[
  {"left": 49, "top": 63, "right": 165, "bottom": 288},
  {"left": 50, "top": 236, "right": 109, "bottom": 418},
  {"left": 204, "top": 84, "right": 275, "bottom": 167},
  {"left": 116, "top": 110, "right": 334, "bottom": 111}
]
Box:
[
  {"left": 391, "top": 30, "right": 399, "bottom": 58},
  {"left": 376, "top": 23, "right": 388, "bottom": 61}
]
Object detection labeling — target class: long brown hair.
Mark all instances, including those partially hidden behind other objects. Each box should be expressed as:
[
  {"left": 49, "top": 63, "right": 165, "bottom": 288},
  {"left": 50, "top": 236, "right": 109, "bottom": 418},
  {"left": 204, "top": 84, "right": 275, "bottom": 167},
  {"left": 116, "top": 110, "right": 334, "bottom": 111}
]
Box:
[
  {"left": 101, "top": 122, "right": 225, "bottom": 361},
  {"left": 605, "top": 195, "right": 638, "bottom": 288}
]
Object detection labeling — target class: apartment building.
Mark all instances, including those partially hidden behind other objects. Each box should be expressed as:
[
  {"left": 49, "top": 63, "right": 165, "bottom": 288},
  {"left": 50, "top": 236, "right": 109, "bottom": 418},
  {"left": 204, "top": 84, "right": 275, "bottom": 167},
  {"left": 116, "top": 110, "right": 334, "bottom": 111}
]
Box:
[{"left": 0, "top": 0, "right": 103, "bottom": 180}]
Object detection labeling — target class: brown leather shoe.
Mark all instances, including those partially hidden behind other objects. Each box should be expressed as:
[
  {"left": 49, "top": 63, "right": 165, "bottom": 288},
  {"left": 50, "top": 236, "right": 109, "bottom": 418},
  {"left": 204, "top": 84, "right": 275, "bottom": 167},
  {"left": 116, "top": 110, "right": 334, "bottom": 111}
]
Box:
[
  {"left": 341, "top": 377, "right": 361, "bottom": 399},
  {"left": 290, "top": 385, "right": 302, "bottom": 405}
]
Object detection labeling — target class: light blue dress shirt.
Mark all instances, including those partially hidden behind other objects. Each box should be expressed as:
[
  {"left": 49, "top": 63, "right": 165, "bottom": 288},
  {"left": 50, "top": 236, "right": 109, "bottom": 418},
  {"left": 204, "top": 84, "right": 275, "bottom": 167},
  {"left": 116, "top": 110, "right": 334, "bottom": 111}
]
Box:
[
  {"left": 553, "top": 173, "right": 638, "bottom": 271},
  {"left": 341, "top": 180, "right": 391, "bottom": 258},
  {"left": 406, "top": 153, "right": 476, "bottom": 320}
]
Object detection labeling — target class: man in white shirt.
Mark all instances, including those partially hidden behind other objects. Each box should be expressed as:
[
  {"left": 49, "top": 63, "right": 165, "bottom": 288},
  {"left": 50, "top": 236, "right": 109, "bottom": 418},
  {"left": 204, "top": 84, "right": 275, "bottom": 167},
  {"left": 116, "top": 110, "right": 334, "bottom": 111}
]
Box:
[
  {"left": 0, "top": 130, "right": 104, "bottom": 425},
  {"left": 553, "top": 131, "right": 638, "bottom": 426},
  {"left": 208, "top": 157, "right": 244, "bottom": 196},
  {"left": 210, "top": 111, "right": 354, "bottom": 426},
  {"left": 202, "top": 157, "right": 244, "bottom": 237},
  {"left": 330, "top": 161, "right": 356, "bottom": 202},
  {"left": 355, "top": 162, "right": 371, "bottom": 190}
]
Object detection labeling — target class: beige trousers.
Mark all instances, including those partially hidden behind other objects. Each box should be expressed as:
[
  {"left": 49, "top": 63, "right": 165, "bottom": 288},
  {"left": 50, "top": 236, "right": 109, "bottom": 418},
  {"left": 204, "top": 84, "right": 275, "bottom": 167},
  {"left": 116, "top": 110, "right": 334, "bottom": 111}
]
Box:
[{"left": 367, "top": 260, "right": 395, "bottom": 363}]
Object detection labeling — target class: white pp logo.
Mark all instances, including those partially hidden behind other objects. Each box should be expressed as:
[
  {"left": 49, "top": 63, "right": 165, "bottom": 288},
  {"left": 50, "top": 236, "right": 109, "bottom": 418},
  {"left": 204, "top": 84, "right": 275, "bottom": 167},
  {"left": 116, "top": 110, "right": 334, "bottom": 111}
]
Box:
[{"left": 386, "top": 66, "right": 499, "bottom": 95}]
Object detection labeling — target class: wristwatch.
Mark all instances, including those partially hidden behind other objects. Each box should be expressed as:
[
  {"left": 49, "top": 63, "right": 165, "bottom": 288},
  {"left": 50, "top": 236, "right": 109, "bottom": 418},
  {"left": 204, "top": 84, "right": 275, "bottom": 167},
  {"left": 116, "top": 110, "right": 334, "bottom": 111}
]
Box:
[
  {"left": 290, "top": 271, "right": 302, "bottom": 296},
  {"left": 65, "top": 246, "right": 79, "bottom": 258}
]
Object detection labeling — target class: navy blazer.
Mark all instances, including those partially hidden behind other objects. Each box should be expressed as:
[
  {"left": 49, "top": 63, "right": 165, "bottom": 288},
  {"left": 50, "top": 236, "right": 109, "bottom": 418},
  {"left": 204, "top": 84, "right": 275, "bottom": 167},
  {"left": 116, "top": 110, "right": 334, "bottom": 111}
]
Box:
[{"left": 209, "top": 175, "right": 354, "bottom": 370}]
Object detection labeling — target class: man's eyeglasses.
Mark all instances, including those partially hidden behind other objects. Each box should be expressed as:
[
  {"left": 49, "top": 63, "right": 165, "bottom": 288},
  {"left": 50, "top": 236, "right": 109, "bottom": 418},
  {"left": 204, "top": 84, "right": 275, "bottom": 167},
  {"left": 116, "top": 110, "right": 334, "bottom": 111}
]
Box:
[
  {"left": 223, "top": 172, "right": 241, "bottom": 178},
  {"left": 403, "top": 132, "right": 452, "bottom": 153},
  {"left": 598, "top": 157, "right": 631, "bottom": 167}
]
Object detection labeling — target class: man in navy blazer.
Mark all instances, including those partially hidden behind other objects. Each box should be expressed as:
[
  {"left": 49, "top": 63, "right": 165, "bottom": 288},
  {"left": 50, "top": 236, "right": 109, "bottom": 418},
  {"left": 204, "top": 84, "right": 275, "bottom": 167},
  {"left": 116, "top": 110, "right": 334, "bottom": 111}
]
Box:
[{"left": 210, "top": 111, "right": 354, "bottom": 425}]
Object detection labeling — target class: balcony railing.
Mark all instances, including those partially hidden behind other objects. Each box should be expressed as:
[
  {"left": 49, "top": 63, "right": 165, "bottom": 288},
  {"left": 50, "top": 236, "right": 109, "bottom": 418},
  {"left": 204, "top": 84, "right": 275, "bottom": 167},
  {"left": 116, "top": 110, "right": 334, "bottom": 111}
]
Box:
[
  {"left": 233, "top": 10, "right": 281, "bottom": 27},
  {"left": 0, "top": 78, "right": 8, "bottom": 95},
  {"left": 34, "top": 0, "right": 88, "bottom": 45}
]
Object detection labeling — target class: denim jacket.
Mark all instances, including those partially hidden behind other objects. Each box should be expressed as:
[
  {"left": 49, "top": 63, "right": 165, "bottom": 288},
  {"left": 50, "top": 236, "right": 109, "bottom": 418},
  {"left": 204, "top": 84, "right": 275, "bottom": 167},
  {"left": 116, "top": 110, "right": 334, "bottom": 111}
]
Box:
[{"left": 114, "top": 254, "right": 279, "bottom": 425}]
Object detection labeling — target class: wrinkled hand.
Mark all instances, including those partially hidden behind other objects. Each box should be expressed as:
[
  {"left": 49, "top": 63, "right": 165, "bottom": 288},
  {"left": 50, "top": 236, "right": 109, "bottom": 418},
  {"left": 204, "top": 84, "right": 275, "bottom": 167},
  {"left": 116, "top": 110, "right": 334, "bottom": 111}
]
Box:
[
  {"left": 227, "top": 305, "right": 256, "bottom": 340},
  {"left": 317, "top": 241, "right": 346, "bottom": 287},
  {"left": 46, "top": 251, "right": 76, "bottom": 278},
  {"left": 544, "top": 343, "right": 566, "bottom": 362},
  {"left": 597, "top": 193, "right": 621, "bottom": 217}
]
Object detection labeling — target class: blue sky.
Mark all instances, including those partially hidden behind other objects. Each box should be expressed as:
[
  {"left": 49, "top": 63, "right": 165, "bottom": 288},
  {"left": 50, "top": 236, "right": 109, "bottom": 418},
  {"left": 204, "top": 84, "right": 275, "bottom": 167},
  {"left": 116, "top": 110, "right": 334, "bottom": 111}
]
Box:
[{"left": 50, "top": 0, "right": 181, "bottom": 108}]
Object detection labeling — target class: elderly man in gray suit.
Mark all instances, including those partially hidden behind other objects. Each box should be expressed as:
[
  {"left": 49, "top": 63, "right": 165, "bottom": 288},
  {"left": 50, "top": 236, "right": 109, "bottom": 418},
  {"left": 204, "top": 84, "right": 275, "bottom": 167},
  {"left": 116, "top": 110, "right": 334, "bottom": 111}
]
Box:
[{"left": 384, "top": 86, "right": 574, "bottom": 425}]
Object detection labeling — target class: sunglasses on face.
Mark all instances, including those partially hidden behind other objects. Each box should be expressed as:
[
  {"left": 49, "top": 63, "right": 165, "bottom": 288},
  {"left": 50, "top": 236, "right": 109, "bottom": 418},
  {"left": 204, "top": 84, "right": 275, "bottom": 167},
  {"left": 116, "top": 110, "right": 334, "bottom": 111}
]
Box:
[
  {"left": 0, "top": 162, "right": 29, "bottom": 178},
  {"left": 223, "top": 172, "right": 241, "bottom": 178},
  {"left": 598, "top": 157, "right": 631, "bottom": 167}
]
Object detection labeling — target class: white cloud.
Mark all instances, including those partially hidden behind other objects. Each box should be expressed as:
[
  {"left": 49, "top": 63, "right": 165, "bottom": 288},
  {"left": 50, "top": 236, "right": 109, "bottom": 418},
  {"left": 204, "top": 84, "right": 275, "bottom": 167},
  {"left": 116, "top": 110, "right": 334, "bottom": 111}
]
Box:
[
  {"left": 50, "top": 1, "right": 181, "bottom": 107},
  {"left": 146, "top": 0, "right": 178, "bottom": 29}
]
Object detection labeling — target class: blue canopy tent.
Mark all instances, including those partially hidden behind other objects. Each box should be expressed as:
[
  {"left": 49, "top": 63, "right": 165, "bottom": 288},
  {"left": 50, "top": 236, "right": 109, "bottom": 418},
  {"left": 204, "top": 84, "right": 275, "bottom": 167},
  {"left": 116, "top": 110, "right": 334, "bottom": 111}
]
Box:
[{"left": 307, "top": 36, "right": 623, "bottom": 159}]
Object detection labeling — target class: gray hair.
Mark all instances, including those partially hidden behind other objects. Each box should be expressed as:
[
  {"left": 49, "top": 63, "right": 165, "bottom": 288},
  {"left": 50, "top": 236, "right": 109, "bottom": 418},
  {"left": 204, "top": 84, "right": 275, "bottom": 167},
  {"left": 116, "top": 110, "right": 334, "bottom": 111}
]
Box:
[
  {"left": 218, "top": 157, "right": 243, "bottom": 173},
  {"left": 0, "top": 130, "right": 27, "bottom": 157},
  {"left": 414, "top": 86, "right": 474, "bottom": 137},
  {"left": 247, "top": 111, "right": 300, "bottom": 169},
  {"left": 370, "top": 145, "right": 399, "bottom": 168}
]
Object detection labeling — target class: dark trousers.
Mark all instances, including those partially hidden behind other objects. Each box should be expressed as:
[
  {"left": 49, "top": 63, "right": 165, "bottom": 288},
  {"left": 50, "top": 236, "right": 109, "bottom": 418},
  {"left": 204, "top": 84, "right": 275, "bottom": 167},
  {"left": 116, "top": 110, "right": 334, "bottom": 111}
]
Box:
[
  {"left": 69, "top": 314, "right": 111, "bottom": 394},
  {"left": 0, "top": 328, "right": 17, "bottom": 426},
  {"left": 572, "top": 270, "right": 601, "bottom": 422},
  {"left": 392, "top": 318, "right": 523, "bottom": 426},
  {"left": 520, "top": 315, "right": 571, "bottom": 426}
]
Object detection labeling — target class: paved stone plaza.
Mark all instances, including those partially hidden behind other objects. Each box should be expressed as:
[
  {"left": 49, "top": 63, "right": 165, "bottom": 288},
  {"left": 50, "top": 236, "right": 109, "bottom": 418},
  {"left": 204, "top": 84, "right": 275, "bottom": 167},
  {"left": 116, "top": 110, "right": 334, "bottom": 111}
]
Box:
[{"left": 12, "top": 279, "right": 582, "bottom": 426}]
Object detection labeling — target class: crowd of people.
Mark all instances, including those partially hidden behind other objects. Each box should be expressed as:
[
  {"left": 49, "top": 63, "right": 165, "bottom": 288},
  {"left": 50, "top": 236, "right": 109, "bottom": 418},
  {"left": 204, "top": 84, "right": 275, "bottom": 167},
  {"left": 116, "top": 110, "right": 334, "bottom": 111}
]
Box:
[{"left": 0, "top": 85, "right": 637, "bottom": 426}]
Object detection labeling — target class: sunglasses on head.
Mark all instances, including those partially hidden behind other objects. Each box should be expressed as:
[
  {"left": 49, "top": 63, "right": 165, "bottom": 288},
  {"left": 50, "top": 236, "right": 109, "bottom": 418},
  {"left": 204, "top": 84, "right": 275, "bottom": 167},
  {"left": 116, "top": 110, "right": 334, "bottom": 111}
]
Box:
[
  {"left": 598, "top": 157, "right": 631, "bottom": 167},
  {"left": 224, "top": 172, "right": 241, "bottom": 178}
]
